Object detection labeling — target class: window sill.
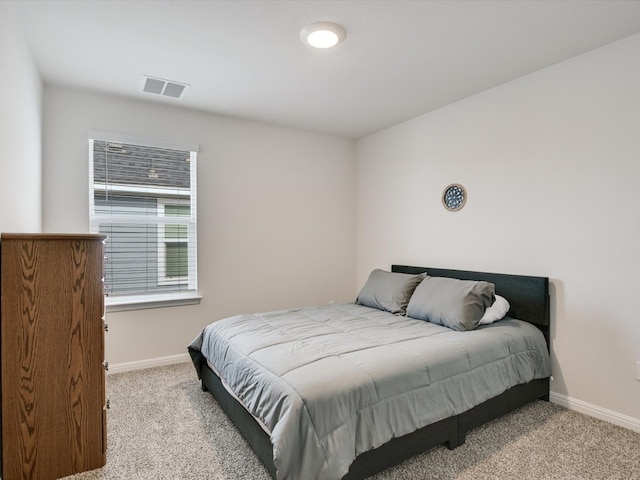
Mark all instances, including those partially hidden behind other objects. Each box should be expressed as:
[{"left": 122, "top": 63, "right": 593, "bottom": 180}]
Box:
[{"left": 105, "top": 292, "right": 202, "bottom": 312}]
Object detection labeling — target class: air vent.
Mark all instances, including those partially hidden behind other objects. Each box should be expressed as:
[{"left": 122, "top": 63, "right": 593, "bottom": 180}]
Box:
[{"left": 141, "top": 75, "right": 189, "bottom": 99}]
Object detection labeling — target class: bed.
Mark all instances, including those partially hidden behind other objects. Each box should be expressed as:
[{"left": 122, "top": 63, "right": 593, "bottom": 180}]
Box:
[{"left": 189, "top": 265, "right": 551, "bottom": 480}]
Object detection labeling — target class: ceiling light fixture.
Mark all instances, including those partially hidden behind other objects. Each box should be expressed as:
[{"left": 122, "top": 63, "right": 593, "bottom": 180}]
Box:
[{"left": 300, "top": 22, "right": 346, "bottom": 49}]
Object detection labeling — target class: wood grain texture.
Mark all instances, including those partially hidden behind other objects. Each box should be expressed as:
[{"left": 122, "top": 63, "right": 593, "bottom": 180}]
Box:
[{"left": 1, "top": 234, "right": 107, "bottom": 480}]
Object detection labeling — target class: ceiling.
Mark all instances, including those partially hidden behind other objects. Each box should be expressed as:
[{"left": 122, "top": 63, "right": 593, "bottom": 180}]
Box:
[{"left": 11, "top": 0, "right": 640, "bottom": 139}]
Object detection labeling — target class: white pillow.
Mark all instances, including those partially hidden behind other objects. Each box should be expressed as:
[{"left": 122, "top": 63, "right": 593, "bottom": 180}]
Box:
[{"left": 479, "top": 295, "right": 510, "bottom": 325}]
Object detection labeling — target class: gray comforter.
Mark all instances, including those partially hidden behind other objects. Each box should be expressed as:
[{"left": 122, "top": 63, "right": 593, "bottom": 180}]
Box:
[{"left": 189, "top": 303, "right": 551, "bottom": 480}]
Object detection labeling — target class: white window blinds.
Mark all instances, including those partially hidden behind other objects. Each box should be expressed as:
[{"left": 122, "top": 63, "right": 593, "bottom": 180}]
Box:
[{"left": 89, "top": 134, "right": 197, "bottom": 303}]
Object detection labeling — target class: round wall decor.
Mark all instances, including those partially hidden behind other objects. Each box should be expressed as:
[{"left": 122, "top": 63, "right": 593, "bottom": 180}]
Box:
[{"left": 442, "top": 183, "right": 467, "bottom": 211}]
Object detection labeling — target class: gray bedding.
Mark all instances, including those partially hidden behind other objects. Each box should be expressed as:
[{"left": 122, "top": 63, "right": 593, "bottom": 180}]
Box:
[{"left": 189, "top": 303, "right": 551, "bottom": 480}]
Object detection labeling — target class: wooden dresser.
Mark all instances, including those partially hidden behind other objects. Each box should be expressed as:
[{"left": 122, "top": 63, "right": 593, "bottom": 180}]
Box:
[{"left": 1, "top": 233, "right": 108, "bottom": 480}]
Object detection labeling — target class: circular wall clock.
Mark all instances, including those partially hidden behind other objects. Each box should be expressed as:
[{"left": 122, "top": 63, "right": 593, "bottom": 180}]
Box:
[{"left": 442, "top": 183, "right": 467, "bottom": 211}]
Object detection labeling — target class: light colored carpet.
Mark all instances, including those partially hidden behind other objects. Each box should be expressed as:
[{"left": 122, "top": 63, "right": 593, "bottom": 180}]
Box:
[{"left": 63, "top": 362, "right": 640, "bottom": 480}]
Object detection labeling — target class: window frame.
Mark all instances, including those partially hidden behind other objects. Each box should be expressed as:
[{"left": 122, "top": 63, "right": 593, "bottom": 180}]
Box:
[{"left": 88, "top": 131, "right": 200, "bottom": 312}]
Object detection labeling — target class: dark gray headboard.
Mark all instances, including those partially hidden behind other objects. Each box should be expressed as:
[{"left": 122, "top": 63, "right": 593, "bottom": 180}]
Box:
[{"left": 392, "top": 265, "right": 550, "bottom": 331}]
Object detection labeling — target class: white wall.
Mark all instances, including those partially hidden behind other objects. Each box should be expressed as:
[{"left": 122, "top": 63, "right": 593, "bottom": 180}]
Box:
[
  {"left": 0, "top": 3, "right": 42, "bottom": 232},
  {"left": 356, "top": 33, "right": 640, "bottom": 425},
  {"left": 43, "top": 86, "right": 356, "bottom": 365}
]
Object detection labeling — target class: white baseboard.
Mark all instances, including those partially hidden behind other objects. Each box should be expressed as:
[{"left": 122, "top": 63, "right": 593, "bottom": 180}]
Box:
[
  {"left": 550, "top": 391, "right": 640, "bottom": 433},
  {"left": 108, "top": 353, "right": 191, "bottom": 374}
]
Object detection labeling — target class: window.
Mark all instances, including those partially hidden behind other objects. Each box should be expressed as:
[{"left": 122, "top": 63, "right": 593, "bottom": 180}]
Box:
[
  {"left": 158, "top": 200, "right": 190, "bottom": 285},
  {"left": 89, "top": 133, "right": 199, "bottom": 310}
]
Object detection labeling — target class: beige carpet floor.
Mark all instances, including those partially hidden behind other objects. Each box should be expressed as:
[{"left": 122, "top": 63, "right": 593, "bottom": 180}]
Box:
[{"left": 63, "top": 362, "right": 640, "bottom": 480}]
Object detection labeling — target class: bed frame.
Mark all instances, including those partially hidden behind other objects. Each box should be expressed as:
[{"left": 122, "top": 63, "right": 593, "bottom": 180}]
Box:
[{"left": 190, "top": 265, "right": 551, "bottom": 479}]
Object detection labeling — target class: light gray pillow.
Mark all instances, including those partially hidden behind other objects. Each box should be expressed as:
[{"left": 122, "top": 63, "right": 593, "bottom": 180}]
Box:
[
  {"left": 406, "top": 276, "right": 495, "bottom": 331},
  {"left": 356, "top": 269, "right": 426, "bottom": 314}
]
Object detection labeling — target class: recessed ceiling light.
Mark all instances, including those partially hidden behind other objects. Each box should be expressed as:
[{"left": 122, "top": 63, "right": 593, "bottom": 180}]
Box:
[{"left": 300, "top": 22, "right": 346, "bottom": 49}]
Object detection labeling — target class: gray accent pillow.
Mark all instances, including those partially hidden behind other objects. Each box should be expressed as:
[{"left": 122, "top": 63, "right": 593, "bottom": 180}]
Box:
[
  {"left": 406, "top": 276, "right": 495, "bottom": 331},
  {"left": 356, "top": 269, "right": 426, "bottom": 314}
]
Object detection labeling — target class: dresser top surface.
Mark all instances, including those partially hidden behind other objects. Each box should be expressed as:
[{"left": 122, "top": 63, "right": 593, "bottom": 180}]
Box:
[{"left": 1, "top": 233, "right": 107, "bottom": 241}]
